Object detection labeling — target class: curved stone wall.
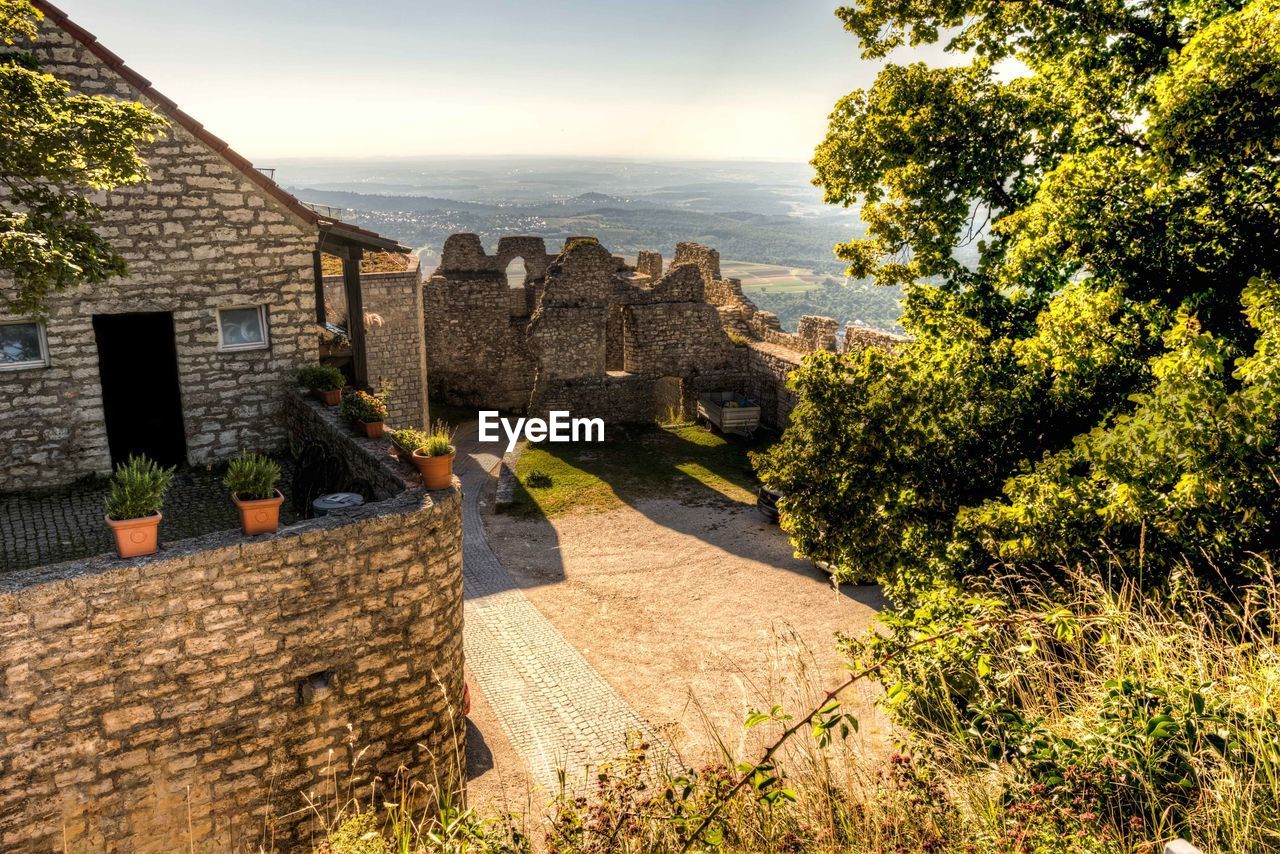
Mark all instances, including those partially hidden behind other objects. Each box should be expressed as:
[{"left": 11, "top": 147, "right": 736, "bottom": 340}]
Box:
[{"left": 0, "top": 399, "right": 464, "bottom": 852}]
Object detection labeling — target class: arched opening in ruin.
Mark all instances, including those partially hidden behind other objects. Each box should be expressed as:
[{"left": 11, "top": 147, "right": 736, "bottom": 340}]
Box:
[
  {"left": 506, "top": 256, "right": 531, "bottom": 318},
  {"left": 505, "top": 256, "right": 528, "bottom": 289}
]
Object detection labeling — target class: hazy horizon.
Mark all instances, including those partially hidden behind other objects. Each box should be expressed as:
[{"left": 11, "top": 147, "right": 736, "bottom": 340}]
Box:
[{"left": 52, "top": 0, "right": 951, "bottom": 162}]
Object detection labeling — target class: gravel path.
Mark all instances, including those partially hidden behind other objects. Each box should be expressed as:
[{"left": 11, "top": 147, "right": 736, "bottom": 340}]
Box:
[
  {"left": 485, "top": 489, "right": 888, "bottom": 764},
  {"left": 457, "top": 425, "right": 665, "bottom": 794}
]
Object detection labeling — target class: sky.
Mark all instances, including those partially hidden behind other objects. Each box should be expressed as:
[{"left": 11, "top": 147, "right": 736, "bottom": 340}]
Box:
[{"left": 54, "top": 0, "right": 949, "bottom": 163}]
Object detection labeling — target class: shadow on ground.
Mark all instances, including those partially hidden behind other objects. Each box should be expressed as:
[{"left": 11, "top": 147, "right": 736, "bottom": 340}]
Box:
[{"left": 487, "top": 421, "right": 879, "bottom": 606}]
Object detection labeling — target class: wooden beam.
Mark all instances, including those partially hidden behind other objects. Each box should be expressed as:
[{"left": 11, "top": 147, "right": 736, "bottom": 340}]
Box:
[
  {"left": 320, "top": 241, "right": 351, "bottom": 261},
  {"left": 343, "top": 248, "right": 368, "bottom": 388},
  {"left": 312, "top": 250, "right": 327, "bottom": 325}
]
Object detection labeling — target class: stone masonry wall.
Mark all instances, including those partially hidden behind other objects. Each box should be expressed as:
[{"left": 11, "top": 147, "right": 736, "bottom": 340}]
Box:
[
  {"left": 423, "top": 234, "right": 550, "bottom": 411},
  {"left": 843, "top": 321, "right": 907, "bottom": 352},
  {"left": 635, "top": 250, "right": 663, "bottom": 282},
  {"left": 0, "top": 18, "right": 319, "bottom": 492},
  {"left": 527, "top": 241, "right": 617, "bottom": 387},
  {"left": 0, "top": 398, "right": 465, "bottom": 852},
  {"left": 745, "top": 342, "right": 804, "bottom": 428},
  {"left": 621, "top": 300, "right": 738, "bottom": 377},
  {"left": 421, "top": 233, "right": 897, "bottom": 429},
  {"left": 324, "top": 261, "right": 428, "bottom": 428}
]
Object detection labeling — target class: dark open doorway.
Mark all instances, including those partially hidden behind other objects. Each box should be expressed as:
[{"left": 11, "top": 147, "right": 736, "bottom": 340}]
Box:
[{"left": 93, "top": 312, "right": 187, "bottom": 469}]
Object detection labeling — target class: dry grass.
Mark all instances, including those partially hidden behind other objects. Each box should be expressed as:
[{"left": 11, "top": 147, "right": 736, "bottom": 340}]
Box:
[
  {"left": 288, "top": 571, "right": 1280, "bottom": 852},
  {"left": 319, "top": 252, "right": 413, "bottom": 277}
]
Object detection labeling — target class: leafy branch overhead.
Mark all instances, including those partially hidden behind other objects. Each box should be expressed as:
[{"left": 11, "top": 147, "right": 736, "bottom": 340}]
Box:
[
  {"left": 0, "top": 0, "right": 167, "bottom": 318},
  {"left": 764, "top": 0, "right": 1280, "bottom": 602},
  {"left": 815, "top": 0, "right": 1280, "bottom": 308}
]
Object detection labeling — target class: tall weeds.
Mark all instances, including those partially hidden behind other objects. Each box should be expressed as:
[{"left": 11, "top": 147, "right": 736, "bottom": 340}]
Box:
[{"left": 305, "top": 570, "right": 1280, "bottom": 852}]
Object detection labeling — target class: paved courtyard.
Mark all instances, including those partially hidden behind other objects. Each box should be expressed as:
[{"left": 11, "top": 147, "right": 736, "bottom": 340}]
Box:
[
  {"left": 0, "top": 456, "right": 298, "bottom": 572},
  {"left": 456, "top": 430, "right": 665, "bottom": 796},
  {"left": 458, "top": 422, "right": 886, "bottom": 811}
]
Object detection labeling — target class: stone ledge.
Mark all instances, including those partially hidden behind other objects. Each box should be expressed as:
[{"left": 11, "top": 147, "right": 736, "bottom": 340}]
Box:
[
  {"left": 286, "top": 392, "right": 423, "bottom": 496},
  {"left": 0, "top": 486, "right": 460, "bottom": 595},
  {"left": 494, "top": 441, "right": 527, "bottom": 508},
  {"left": 1, "top": 393, "right": 461, "bottom": 591}
]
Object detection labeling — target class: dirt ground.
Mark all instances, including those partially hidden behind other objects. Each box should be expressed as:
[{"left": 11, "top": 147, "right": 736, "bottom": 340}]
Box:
[
  {"left": 478, "top": 491, "right": 887, "bottom": 783},
  {"left": 462, "top": 670, "right": 541, "bottom": 823}
]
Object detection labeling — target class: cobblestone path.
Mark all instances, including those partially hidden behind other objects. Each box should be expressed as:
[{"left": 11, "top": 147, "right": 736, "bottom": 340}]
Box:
[{"left": 457, "top": 427, "right": 665, "bottom": 792}]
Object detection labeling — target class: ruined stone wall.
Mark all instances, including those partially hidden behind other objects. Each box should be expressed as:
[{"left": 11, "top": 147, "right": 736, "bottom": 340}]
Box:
[
  {"left": 745, "top": 342, "right": 805, "bottom": 428},
  {"left": 621, "top": 301, "right": 737, "bottom": 377},
  {"left": 423, "top": 234, "right": 551, "bottom": 411},
  {"left": 843, "top": 322, "right": 907, "bottom": 352},
  {"left": 420, "top": 234, "right": 889, "bottom": 429},
  {"left": 670, "top": 243, "right": 839, "bottom": 357},
  {"left": 605, "top": 305, "right": 625, "bottom": 371},
  {"left": 324, "top": 262, "right": 428, "bottom": 428},
  {"left": 527, "top": 241, "right": 615, "bottom": 388},
  {"left": 533, "top": 373, "right": 658, "bottom": 423},
  {"left": 635, "top": 250, "right": 664, "bottom": 282},
  {"left": 0, "top": 398, "right": 464, "bottom": 852},
  {"left": 0, "top": 18, "right": 318, "bottom": 492},
  {"left": 523, "top": 244, "right": 741, "bottom": 418},
  {"left": 795, "top": 316, "right": 840, "bottom": 353},
  {"left": 672, "top": 241, "right": 722, "bottom": 284}
]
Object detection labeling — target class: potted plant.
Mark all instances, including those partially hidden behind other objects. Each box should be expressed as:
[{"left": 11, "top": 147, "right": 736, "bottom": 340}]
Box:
[
  {"left": 224, "top": 451, "right": 284, "bottom": 536},
  {"left": 103, "top": 455, "right": 174, "bottom": 559},
  {"left": 298, "top": 364, "right": 346, "bottom": 406},
  {"left": 389, "top": 427, "right": 428, "bottom": 463},
  {"left": 411, "top": 420, "right": 456, "bottom": 489},
  {"left": 340, "top": 389, "right": 388, "bottom": 439}
]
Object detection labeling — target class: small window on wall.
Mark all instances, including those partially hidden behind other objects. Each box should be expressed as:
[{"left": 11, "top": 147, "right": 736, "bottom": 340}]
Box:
[
  {"left": 0, "top": 321, "right": 49, "bottom": 370},
  {"left": 217, "top": 306, "right": 269, "bottom": 352}
]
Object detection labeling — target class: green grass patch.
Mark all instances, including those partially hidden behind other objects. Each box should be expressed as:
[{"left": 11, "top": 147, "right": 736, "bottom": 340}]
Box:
[{"left": 505, "top": 423, "right": 767, "bottom": 518}]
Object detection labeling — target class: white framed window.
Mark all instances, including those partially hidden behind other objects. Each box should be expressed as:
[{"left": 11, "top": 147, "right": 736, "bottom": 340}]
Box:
[
  {"left": 217, "top": 305, "right": 270, "bottom": 352},
  {"left": 0, "top": 320, "right": 49, "bottom": 370}
]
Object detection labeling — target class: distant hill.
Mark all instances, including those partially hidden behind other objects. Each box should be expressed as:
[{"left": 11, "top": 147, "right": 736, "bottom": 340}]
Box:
[
  {"left": 286, "top": 188, "right": 491, "bottom": 213},
  {"left": 295, "top": 187, "right": 858, "bottom": 279},
  {"left": 274, "top": 157, "right": 904, "bottom": 333}
]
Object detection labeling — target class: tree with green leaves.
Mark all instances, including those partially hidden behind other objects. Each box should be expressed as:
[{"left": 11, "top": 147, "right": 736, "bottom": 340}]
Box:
[
  {"left": 0, "top": 0, "right": 166, "bottom": 318},
  {"left": 757, "top": 0, "right": 1280, "bottom": 601}
]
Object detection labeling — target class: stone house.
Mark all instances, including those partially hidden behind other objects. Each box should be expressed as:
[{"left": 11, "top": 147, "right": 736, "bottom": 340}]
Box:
[
  {"left": 0, "top": 0, "right": 413, "bottom": 493},
  {"left": 0, "top": 7, "right": 464, "bottom": 851}
]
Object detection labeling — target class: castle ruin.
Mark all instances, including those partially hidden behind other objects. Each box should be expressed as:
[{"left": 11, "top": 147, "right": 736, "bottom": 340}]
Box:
[{"left": 424, "top": 233, "right": 901, "bottom": 428}]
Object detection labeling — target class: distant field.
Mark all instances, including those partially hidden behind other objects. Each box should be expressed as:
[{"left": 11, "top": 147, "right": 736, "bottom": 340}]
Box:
[
  {"left": 719, "top": 260, "right": 826, "bottom": 294},
  {"left": 616, "top": 256, "right": 829, "bottom": 295}
]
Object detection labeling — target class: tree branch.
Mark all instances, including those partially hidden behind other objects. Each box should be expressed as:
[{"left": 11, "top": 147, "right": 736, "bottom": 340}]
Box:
[{"left": 676, "top": 611, "right": 1104, "bottom": 853}]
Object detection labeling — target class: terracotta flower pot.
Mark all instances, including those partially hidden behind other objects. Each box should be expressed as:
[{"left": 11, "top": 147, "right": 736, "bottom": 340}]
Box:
[
  {"left": 105, "top": 513, "right": 161, "bottom": 559},
  {"left": 358, "top": 419, "right": 385, "bottom": 439},
  {"left": 232, "top": 490, "right": 285, "bottom": 536},
  {"left": 314, "top": 388, "right": 342, "bottom": 406},
  {"left": 412, "top": 449, "right": 456, "bottom": 489}
]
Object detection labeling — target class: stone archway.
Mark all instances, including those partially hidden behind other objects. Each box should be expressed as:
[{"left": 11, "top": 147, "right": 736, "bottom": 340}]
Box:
[{"left": 505, "top": 256, "right": 533, "bottom": 318}]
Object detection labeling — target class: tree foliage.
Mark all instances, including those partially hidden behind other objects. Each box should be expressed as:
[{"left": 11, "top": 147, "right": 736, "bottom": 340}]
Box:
[
  {"left": 0, "top": 0, "right": 166, "bottom": 318},
  {"left": 761, "top": 0, "right": 1280, "bottom": 601}
]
